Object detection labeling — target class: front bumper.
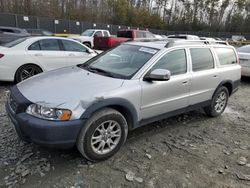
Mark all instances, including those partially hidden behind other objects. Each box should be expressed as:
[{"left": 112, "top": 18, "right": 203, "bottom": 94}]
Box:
[{"left": 5, "top": 86, "right": 86, "bottom": 148}]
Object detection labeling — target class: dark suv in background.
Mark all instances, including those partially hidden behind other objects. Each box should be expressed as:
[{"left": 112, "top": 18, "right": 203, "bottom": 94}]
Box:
[
  {"left": 26, "top": 29, "right": 54, "bottom": 36},
  {"left": 0, "top": 26, "right": 30, "bottom": 44}
]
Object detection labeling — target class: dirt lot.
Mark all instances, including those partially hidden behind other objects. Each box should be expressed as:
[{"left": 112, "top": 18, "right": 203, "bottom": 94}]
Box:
[{"left": 0, "top": 79, "right": 250, "bottom": 188}]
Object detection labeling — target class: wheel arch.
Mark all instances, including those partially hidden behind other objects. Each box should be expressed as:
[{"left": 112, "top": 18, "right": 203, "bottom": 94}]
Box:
[
  {"left": 15, "top": 63, "right": 43, "bottom": 81},
  {"left": 80, "top": 98, "right": 138, "bottom": 130},
  {"left": 214, "top": 80, "right": 233, "bottom": 97}
]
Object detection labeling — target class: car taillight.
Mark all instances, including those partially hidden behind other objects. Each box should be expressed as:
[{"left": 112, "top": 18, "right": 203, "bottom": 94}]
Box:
[
  {"left": 0, "top": 54, "right": 4, "bottom": 58},
  {"left": 237, "top": 57, "right": 240, "bottom": 64}
]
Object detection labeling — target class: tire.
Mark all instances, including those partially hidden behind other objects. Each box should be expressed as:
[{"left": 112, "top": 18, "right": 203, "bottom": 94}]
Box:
[
  {"left": 204, "top": 86, "right": 229, "bottom": 117},
  {"left": 77, "top": 108, "right": 128, "bottom": 162},
  {"left": 15, "top": 64, "right": 42, "bottom": 83},
  {"left": 83, "top": 42, "right": 91, "bottom": 48}
]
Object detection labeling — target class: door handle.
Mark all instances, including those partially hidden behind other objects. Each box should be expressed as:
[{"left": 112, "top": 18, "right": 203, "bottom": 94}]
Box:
[
  {"left": 213, "top": 75, "right": 218, "bottom": 78},
  {"left": 68, "top": 53, "right": 75, "bottom": 56},
  {"left": 182, "top": 81, "right": 188, "bottom": 85},
  {"left": 34, "top": 53, "right": 43, "bottom": 56}
]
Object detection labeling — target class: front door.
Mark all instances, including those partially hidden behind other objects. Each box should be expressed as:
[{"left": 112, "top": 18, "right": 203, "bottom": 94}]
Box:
[
  {"left": 140, "top": 49, "right": 191, "bottom": 120},
  {"left": 60, "top": 39, "right": 95, "bottom": 66},
  {"left": 27, "top": 39, "right": 66, "bottom": 71}
]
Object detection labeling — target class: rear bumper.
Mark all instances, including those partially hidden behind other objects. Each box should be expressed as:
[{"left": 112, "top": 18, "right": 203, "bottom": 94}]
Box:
[{"left": 0, "top": 64, "right": 15, "bottom": 81}]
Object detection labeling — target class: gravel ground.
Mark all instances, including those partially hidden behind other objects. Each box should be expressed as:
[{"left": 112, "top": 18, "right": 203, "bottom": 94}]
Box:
[{"left": 0, "top": 78, "right": 250, "bottom": 188}]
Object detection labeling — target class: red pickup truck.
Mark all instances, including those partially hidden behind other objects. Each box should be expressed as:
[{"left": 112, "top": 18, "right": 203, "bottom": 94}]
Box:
[{"left": 94, "top": 29, "right": 156, "bottom": 50}]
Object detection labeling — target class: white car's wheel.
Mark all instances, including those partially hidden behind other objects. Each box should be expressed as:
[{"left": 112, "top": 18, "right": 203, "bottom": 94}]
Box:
[{"left": 15, "top": 64, "right": 42, "bottom": 83}]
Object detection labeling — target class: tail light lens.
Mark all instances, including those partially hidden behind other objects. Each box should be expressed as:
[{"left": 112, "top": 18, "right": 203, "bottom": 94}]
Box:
[{"left": 0, "top": 54, "right": 4, "bottom": 58}]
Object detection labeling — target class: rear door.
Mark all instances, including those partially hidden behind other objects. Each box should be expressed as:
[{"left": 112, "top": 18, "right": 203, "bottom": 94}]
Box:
[
  {"left": 60, "top": 39, "right": 95, "bottom": 65},
  {"left": 189, "top": 48, "right": 220, "bottom": 105},
  {"left": 27, "top": 39, "right": 66, "bottom": 71},
  {"left": 140, "top": 49, "right": 191, "bottom": 120}
]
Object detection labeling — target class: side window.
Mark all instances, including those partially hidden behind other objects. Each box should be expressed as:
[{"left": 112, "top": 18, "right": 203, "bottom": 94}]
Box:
[
  {"left": 39, "top": 39, "right": 60, "bottom": 51},
  {"left": 94, "top": 31, "right": 102, "bottom": 37},
  {"left": 190, "top": 48, "right": 214, "bottom": 71},
  {"left": 103, "top": 31, "right": 109, "bottom": 37},
  {"left": 214, "top": 48, "right": 237, "bottom": 65},
  {"left": 146, "top": 32, "right": 154, "bottom": 38},
  {"left": 136, "top": 31, "right": 146, "bottom": 38},
  {"left": 28, "top": 41, "right": 41, "bottom": 50},
  {"left": 61, "top": 40, "right": 86, "bottom": 52},
  {"left": 152, "top": 49, "right": 187, "bottom": 76}
]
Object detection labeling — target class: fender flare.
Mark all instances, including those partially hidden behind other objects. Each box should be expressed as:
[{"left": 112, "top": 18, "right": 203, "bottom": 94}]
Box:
[
  {"left": 213, "top": 80, "right": 233, "bottom": 97},
  {"left": 80, "top": 98, "right": 138, "bottom": 130}
]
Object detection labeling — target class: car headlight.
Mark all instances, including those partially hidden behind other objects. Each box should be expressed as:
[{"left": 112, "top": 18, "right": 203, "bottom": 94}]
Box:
[{"left": 26, "top": 104, "right": 72, "bottom": 121}]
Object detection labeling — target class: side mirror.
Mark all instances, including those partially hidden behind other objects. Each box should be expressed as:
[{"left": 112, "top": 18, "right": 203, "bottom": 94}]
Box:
[
  {"left": 87, "top": 48, "right": 94, "bottom": 54},
  {"left": 144, "top": 69, "right": 171, "bottom": 81}
]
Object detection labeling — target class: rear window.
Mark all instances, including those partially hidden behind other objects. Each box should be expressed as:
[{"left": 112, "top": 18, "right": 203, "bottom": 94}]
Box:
[
  {"left": 214, "top": 48, "right": 237, "bottom": 65},
  {"left": 136, "top": 31, "right": 146, "bottom": 38},
  {"left": 190, "top": 48, "right": 214, "bottom": 71},
  {"left": 103, "top": 31, "right": 109, "bottom": 37},
  {"left": 117, "top": 31, "right": 133, "bottom": 38}
]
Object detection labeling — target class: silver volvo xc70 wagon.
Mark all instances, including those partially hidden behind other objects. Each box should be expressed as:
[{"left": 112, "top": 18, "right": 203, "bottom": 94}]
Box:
[{"left": 6, "top": 40, "right": 241, "bottom": 161}]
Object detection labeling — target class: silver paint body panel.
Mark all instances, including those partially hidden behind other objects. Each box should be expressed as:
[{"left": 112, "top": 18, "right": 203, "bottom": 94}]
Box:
[{"left": 17, "top": 43, "right": 241, "bottom": 122}]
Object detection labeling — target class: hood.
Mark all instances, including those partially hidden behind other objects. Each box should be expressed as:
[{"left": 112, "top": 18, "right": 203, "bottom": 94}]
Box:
[{"left": 17, "top": 66, "right": 124, "bottom": 109}]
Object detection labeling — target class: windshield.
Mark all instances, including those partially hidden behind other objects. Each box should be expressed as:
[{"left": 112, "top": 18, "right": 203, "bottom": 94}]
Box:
[
  {"left": 81, "top": 30, "right": 95, "bottom": 37},
  {"left": 167, "top": 36, "right": 187, "bottom": 39},
  {"left": 1, "top": 37, "right": 27, "bottom": 47},
  {"left": 81, "top": 44, "right": 159, "bottom": 79}
]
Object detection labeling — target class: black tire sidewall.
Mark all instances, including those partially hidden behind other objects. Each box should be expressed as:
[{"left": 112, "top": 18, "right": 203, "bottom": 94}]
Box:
[
  {"left": 210, "top": 86, "right": 229, "bottom": 116},
  {"left": 78, "top": 110, "right": 128, "bottom": 161},
  {"left": 15, "top": 65, "right": 42, "bottom": 83},
  {"left": 83, "top": 42, "right": 91, "bottom": 48}
]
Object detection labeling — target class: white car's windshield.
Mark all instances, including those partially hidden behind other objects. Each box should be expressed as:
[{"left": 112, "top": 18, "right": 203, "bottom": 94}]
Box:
[
  {"left": 81, "top": 30, "right": 95, "bottom": 37},
  {"left": 81, "top": 44, "right": 159, "bottom": 79}
]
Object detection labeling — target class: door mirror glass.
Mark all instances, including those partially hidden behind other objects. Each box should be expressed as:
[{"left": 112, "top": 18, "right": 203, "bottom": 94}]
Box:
[{"left": 144, "top": 69, "right": 171, "bottom": 81}]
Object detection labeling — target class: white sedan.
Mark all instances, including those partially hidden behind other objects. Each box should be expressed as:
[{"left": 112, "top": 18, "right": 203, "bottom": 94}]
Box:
[
  {"left": 0, "top": 36, "right": 99, "bottom": 82},
  {"left": 237, "top": 45, "right": 250, "bottom": 77}
]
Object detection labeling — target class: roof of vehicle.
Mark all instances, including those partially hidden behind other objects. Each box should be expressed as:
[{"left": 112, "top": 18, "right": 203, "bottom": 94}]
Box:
[
  {"left": 119, "top": 29, "right": 150, "bottom": 32},
  {"left": 24, "top": 36, "right": 79, "bottom": 40},
  {"left": 83, "top": 29, "right": 109, "bottom": 31},
  {"left": 26, "top": 28, "right": 50, "bottom": 31},
  {"left": 126, "top": 39, "right": 231, "bottom": 50},
  {"left": 0, "top": 26, "right": 25, "bottom": 30},
  {"left": 167, "top": 34, "right": 199, "bottom": 37}
]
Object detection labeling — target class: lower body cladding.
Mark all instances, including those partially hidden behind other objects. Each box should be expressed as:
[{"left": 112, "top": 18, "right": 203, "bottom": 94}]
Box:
[{"left": 6, "top": 103, "right": 86, "bottom": 148}]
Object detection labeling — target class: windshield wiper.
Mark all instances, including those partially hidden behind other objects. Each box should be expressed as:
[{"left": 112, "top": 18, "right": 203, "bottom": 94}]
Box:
[{"left": 87, "top": 66, "right": 115, "bottom": 78}]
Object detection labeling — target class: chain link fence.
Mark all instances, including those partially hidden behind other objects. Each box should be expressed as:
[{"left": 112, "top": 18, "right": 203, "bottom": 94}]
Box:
[{"left": 1, "top": 13, "right": 250, "bottom": 39}]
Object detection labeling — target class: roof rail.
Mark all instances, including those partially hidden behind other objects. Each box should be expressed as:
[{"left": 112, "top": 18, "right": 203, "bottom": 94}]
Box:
[{"left": 165, "top": 39, "right": 229, "bottom": 47}]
